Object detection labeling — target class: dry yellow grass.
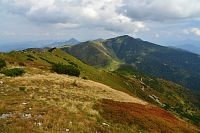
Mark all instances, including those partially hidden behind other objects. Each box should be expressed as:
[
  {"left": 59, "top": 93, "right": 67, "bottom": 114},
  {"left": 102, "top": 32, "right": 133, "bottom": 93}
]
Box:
[
  {"left": 9, "top": 72, "right": 147, "bottom": 104},
  {"left": 0, "top": 67, "right": 198, "bottom": 133},
  {"left": 0, "top": 69, "right": 147, "bottom": 133}
]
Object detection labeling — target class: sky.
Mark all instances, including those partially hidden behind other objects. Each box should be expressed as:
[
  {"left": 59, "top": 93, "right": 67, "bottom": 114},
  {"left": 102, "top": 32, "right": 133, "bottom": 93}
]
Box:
[{"left": 0, "top": 0, "right": 200, "bottom": 46}]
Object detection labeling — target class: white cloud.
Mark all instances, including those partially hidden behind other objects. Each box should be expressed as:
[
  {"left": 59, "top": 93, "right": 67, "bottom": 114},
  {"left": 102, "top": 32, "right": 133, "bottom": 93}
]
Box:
[
  {"left": 53, "top": 23, "right": 80, "bottom": 29},
  {"left": 183, "top": 28, "right": 200, "bottom": 37},
  {"left": 119, "top": 0, "right": 200, "bottom": 21},
  {"left": 82, "top": 7, "right": 99, "bottom": 19},
  {"left": 0, "top": 0, "right": 200, "bottom": 44},
  {"left": 190, "top": 28, "right": 200, "bottom": 36},
  {"left": 0, "top": 0, "right": 146, "bottom": 33}
]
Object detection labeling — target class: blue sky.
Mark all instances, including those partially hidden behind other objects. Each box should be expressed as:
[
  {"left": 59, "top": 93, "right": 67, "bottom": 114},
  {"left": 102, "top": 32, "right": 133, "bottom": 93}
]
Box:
[{"left": 0, "top": 0, "right": 200, "bottom": 46}]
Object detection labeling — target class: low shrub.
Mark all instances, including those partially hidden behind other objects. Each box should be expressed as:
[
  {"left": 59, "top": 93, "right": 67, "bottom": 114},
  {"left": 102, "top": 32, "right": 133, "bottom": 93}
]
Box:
[
  {"left": 1, "top": 68, "right": 25, "bottom": 77},
  {"left": 82, "top": 76, "right": 88, "bottom": 80},
  {"left": 27, "top": 54, "right": 36, "bottom": 59},
  {"left": 48, "top": 47, "right": 56, "bottom": 52},
  {"left": 40, "top": 57, "right": 54, "bottom": 64},
  {"left": 18, "top": 62, "right": 26, "bottom": 66},
  {"left": 68, "top": 61, "right": 78, "bottom": 68},
  {"left": 0, "top": 59, "right": 6, "bottom": 69},
  {"left": 19, "top": 86, "right": 26, "bottom": 91},
  {"left": 27, "top": 58, "right": 34, "bottom": 61},
  {"left": 52, "top": 63, "right": 80, "bottom": 77}
]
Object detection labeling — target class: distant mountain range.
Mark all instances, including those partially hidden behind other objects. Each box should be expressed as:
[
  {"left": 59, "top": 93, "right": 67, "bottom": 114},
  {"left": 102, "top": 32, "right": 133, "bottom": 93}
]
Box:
[
  {"left": 0, "top": 38, "right": 80, "bottom": 52},
  {"left": 48, "top": 38, "right": 80, "bottom": 47},
  {"left": 174, "top": 44, "right": 200, "bottom": 55},
  {"left": 0, "top": 40, "right": 54, "bottom": 52},
  {"left": 63, "top": 35, "right": 200, "bottom": 91}
]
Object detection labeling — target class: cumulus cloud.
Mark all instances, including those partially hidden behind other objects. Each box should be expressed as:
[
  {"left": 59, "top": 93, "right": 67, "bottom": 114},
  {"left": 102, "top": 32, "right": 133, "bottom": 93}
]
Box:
[
  {"left": 0, "top": 0, "right": 146, "bottom": 33},
  {"left": 119, "top": 0, "right": 200, "bottom": 22},
  {"left": 0, "top": 0, "right": 200, "bottom": 43}
]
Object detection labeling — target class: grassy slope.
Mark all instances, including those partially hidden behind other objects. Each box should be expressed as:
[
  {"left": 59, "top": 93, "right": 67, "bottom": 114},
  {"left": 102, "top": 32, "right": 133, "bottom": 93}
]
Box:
[
  {"left": 115, "top": 65, "right": 200, "bottom": 124},
  {"left": 0, "top": 48, "right": 199, "bottom": 128},
  {"left": 0, "top": 48, "right": 134, "bottom": 94},
  {"left": 63, "top": 41, "right": 122, "bottom": 70},
  {"left": 1, "top": 69, "right": 198, "bottom": 132},
  {"left": 104, "top": 35, "right": 200, "bottom": 91},
  {"left": 63, "top": 35, "right": 200, "bottom": 91}
]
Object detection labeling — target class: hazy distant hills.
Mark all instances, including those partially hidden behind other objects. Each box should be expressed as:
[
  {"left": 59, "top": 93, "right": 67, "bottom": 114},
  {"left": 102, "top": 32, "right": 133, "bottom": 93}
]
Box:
[
  {"left": 0, "top": 40, "right": 55, "bottom": 52},
  {"left": 48, "top": 38, "right": 80, "bottom": 47},
  {"left": 64, "top": 35, "right": 200, "bottom": 91},
  {"left": 0, "top": 38, "right": 80, "bottom": 52},
  {"left": 174, "top": 44, "right": 200, "bottom": 55}
]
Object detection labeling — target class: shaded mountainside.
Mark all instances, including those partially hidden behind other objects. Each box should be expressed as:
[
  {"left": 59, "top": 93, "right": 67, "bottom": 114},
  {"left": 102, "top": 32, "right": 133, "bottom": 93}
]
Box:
[
  {"left": 63, "top": 35, "right": 200, "bottom": 91},
  {"left": 0, "top": 48, "right": 200, "bottom": 127}
]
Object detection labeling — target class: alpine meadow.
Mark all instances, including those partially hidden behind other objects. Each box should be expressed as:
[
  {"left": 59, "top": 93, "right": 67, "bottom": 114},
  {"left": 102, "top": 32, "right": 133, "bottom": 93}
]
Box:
[{"left": 0, "top": 0, "right": 200, "bottom": 133}]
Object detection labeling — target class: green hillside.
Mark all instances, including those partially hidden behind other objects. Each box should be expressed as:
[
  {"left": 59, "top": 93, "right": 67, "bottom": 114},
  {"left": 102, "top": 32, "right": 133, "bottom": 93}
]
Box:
[
  {"left": 0, "top": 48, "right": 199, "bottom": 126},
  {"left": 63, "top": 41, "right": 122, "bottom": 71},
  {"left": 115, "top": 64, "right": 200, "bottom": 124},
  {"left": 63, "top": 35, "right": 200, "bottom": 91}
]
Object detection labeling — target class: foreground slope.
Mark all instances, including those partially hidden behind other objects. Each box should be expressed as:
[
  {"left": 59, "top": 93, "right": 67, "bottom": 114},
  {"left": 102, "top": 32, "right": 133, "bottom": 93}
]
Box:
[
  {"left": 0, "top": 69, "right": 199, "bottom": 133},
  {"left": 64, "top": 35, "right": 200, "bottom": 91},
  {"left": 0, "top": 48, "right": 199, "bottom": 126}
]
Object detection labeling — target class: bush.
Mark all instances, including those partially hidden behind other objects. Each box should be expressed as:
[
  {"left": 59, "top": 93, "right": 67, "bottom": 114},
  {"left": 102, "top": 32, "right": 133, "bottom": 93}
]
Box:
[
  {"left": 19, "top": 86, "right": 26, "bottom": 91},
  {"left": 82, "top": 76, "right": 88, "bottom": 80},
  {"left": 27, "top": 54, "right": 36, "bottom": 59},
  {"left": 27, "top": 58, "right": 34, "bottom": 61},
  {"left": 0, "top": 59, "right": 6, "bottom": 69},
  {"left": 68, "top": 61, "right": 78, "bottom": 68},
  {"left": 18, "top": 62, "right": 26, "bottom": 66},
  {"left": 1, "top": 68, "right": 25, "bottom": 77},
  {"left": 52, "top": 63, "right": 80, "bottom": 77}
]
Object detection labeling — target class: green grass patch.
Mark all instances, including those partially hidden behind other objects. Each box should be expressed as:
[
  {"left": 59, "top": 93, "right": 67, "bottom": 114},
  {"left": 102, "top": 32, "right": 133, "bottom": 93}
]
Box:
[
  {"left": 1, "top": 68, "right": 25, "bottom": 77},
  {"left": 0, "top": 59, "right": 6, "bottom": 69}
]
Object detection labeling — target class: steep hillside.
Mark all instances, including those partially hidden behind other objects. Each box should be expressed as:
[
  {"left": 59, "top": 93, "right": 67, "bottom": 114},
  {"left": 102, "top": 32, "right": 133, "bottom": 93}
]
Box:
[
  {"left": 0, "top": 48, "right": 199, "bottom": 126},
  {"left": 63, "top": 35, "right": 200, "bottom": 91},
  {"left": 64, "top": 41, "right": 121, "bottom": 70},
  {"left": 115, "top": 64, "right": 200, "bottom": 124}
]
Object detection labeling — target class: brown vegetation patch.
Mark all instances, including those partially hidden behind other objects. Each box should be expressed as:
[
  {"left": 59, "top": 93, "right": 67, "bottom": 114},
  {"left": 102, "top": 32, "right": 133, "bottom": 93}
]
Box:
[{"left": 95, "top": 99, "right": 199, "bottom": 133}]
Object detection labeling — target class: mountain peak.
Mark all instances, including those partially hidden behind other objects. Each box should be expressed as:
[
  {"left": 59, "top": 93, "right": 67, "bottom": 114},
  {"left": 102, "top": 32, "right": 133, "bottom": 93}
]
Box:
[
  {"left": 118, "top": 35, "right": 133, "bottom": 39},
  {"left": 67, "top": 38, "right": 80, "bottom": 44},
  {"left": 68, "top": 38, "right": 78, "bottom": 42}
]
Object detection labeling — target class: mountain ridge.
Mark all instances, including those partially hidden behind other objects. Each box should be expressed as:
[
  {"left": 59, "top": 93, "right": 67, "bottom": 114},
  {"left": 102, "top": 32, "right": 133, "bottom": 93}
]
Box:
[{"left": 63, "top": 35, "right": 200, "bottom": 91}]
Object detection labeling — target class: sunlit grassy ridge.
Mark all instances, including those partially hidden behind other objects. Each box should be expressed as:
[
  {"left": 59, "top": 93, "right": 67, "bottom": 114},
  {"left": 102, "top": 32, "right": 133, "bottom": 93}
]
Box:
[
  {"left": 0, "top": 48, "right": 199, "bottom": 131},
  {"left": 0, "top": 70, "right": 146, "bottom": 132},
  {"left": 0, "top": 68, "right": 198, "bottom": 133}
]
